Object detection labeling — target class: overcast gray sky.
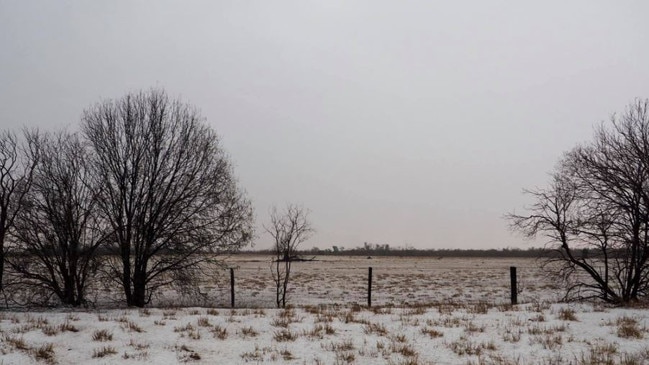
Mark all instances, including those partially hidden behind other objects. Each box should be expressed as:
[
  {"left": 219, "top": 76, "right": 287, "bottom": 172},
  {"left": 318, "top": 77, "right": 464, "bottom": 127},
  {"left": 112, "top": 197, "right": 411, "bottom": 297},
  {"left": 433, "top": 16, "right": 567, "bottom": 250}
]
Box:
[{"left": 2, "top": 1, "right": 649, "bottom": 250}]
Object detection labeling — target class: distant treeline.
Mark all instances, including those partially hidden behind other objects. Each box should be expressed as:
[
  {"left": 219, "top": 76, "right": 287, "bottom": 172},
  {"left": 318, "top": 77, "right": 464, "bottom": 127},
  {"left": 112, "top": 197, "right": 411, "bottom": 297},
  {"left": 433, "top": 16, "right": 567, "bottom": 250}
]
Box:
[{"left": 241, "top": 246, "right": 560, "bottom": 258}]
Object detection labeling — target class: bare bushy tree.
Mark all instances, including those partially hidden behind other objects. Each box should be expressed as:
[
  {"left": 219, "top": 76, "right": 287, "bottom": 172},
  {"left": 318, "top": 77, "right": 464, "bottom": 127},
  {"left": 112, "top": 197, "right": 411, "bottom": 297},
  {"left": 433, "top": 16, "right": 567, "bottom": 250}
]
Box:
[
  {"left": 0, "top": 130, "right": 38, "bottom": 293},
  {"left": 509, "top": 99, "right": 649, "bottom": 304},
  {"left": 82, "top": 89, "right": 253, "bottom": 307},
  {"left": 265, "top": 204, "right": 313, "bottom": 308},
  {"left": 8, "top": 132, "right": 106, "bottom": 306}
]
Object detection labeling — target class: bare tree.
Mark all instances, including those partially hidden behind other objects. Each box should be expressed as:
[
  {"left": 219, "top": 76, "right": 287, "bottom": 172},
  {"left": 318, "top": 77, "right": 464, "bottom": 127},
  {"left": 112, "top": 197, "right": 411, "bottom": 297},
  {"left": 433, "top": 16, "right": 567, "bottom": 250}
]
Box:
[
  {"left": 509, "top": 99, "right": 649, "bottom": 304},
  {"left": 82, "top": 89, "right": 253, "bottom": 307},
  {"left": 8, "top": 132, "right": 106, "bottom": 306},
  {"left": 265, "top": 204, "right": 313, "bottom": 308},
  {"left": 0, "top": 130, "right": 38, "bottom": 293}
]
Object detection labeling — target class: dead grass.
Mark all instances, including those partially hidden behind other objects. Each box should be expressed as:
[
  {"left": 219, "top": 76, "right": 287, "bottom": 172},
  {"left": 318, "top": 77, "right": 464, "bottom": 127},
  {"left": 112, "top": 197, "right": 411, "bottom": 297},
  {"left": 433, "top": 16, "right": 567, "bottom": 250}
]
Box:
[
  {"left": 92, "top": 329, "right": 113, "bottom": 341},
  {"left": 41, "top": 325, "right": 59, "bottom": 336},
  {"left": 197, "top": 317, "right": 212, "bottom": 327},
  {"left": 273, "top": 329, "right": 298, "bottom": 342},
  {"left": 120, "top": 318, "right": 144, "bottom": 333},
  {"left": 447, "top": 336, "right": 497, "bottom": 356},
  {"left": 616, "top": 316, "right": 644, "bottom": 339},
  {"left": 421, "top": 327, "right": 444, "bottom": 338},
  {"left": 364, "top": 321, "right": 388, "bottom": 336},
  {"left": 240, "top": 326, "right": 258, "bottom": 338},
  {"left": 175, "top": 344, "right": 201, "bottom": 361},
  {"left": 92, "top": 345, "right": 118, "bottom": 358},
  {"left": 211, "top": 324, "right": 228, "bottom": 340},
  {"left": 5, "top": 335, "right": 29, "bottom": 350},
  {"left": 32, "top": 343, "right": 56, "bottom": 364},
  {"left": 558, "top": 307, "right": 578, "bottom": 321}
]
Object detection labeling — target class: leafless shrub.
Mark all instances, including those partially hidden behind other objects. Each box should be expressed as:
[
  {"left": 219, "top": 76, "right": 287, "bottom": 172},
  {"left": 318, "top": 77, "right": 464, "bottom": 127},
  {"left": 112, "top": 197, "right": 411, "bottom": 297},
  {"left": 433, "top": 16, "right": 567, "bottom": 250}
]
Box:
[{"left": 266, "top": 204, "right": 314, "bottom": 308}]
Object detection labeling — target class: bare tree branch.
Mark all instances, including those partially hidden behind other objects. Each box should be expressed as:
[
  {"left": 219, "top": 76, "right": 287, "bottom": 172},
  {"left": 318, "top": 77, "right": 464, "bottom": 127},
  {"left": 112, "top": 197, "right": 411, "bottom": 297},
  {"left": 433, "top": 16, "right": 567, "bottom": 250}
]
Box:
[
  {"left": 508, "top": 99, "right": 649, "bottom": 305},
  {"left": 0, "top": 129, "right": 39, "bottom": 294},
  {"left": 265, "top": 204, "right": 314, "bottom": 308},
  {"left": 82, "top": 88, "right": 253, "bottom": 307}
]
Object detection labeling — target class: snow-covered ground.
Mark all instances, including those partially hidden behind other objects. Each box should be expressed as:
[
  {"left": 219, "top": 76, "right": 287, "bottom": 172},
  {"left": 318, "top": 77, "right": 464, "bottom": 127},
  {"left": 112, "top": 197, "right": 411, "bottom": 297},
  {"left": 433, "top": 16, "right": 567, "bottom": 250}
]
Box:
[{"left": 1, "top": 256, "right": 648, "bottom": 364}]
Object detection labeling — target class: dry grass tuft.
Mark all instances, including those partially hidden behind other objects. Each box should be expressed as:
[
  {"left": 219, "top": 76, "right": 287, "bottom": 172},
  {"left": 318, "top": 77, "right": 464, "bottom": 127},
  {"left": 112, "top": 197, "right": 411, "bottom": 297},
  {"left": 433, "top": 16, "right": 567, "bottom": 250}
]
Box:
[
  {"left": 5, "top": 335, "right": 29, "bottom": 350},
  {"left": 280, "top": 348, "right": 295, "bottom": 361},
  {"left": 175, "top": 344, "right": 201, "bottom": 361},
  {"left": 32, "top": 343, "right": 56, "bottom": 364},
  {"left": 59, "top": 320, "right": 79, "bottom": 333},
  {"left": 447, "top": 336, "right": 497, "bottom": 356},
  {"left": 558, "top": 308, "right": 578, "bottom": 321},
  {"left": 617, "top": 316, "right": 644, "bottom": 339},
  {"left": 322, "top": 339, "right": 355, "bottom": 352},
  {"left": 364, "top": 321, "right": 388, "bottom": 336},
  {"left": 211, "top": 324, "right": 228, "bottom": 340},
  {"left": 576, "top": 343, "right": 618, "bottom": 365},
  {"left": 240, "top": 326, "right": 258, "bottom": 338},
  {"left": 273, "top": 329, "right": 298, "bottom": 342},
  {"left": 391, "top": 342, "right": 418, "bottom": 357},
  {"left": 41, "top": 325, "right": 59, "bottom": 336},
  {"left": 93, "top": 345, "right": 118, "bottom": 358},
  {"left": 121, "top": 319, "right": 144, "bottom": 333},
  {"left": 421, "top": 327, "right": 444, "bottom": 338},
  {"left": 197, "top": 317, "right": 211, "bottom": 327},
  {"left": 92, "top": 329, "right": 113, "bottom": 342}
]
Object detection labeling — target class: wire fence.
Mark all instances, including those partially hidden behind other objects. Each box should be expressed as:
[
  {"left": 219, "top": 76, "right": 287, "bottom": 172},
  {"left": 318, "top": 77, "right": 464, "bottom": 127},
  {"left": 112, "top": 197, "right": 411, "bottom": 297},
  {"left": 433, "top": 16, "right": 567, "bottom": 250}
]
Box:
[{"left": 178, "top": 256, "right": 563, "bottom": 309}]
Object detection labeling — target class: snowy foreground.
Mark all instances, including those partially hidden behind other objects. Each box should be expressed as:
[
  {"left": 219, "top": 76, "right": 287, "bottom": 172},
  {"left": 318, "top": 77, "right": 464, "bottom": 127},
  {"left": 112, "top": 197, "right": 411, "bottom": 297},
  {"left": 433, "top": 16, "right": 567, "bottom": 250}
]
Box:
[
  {"left": 1, "top": 257, "right": 649, "bottom": 364},
  {"left": 2, "top": 302, "right": 649, "bottom": 364}
]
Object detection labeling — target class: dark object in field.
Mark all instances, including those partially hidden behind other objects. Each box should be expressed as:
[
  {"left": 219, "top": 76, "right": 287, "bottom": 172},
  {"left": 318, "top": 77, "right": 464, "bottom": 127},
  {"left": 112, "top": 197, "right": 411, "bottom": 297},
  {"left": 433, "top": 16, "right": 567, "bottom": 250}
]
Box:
[{"left": 273, "top": 255, "right": 316, "bottom": 262}]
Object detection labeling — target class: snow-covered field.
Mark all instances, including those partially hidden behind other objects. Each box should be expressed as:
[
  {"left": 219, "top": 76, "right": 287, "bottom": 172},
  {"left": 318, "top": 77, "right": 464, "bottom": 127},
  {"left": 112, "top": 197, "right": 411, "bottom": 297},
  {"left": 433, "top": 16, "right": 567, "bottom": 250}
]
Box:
[{"left": 1, "top": 256, "right": 649, "bottom": 364}]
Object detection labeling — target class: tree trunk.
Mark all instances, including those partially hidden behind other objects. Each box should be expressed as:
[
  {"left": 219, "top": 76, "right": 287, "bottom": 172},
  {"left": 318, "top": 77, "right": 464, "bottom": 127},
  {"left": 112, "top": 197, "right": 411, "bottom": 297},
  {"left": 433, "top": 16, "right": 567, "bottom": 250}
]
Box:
[
  {"left": 0, "top": 248, "right": 4, "bottom": 292},
  {"left": 132, "top": 281, "right": 147, "bottom": 307},
  {"left": 131, "top": 266, "right": 147, "bottom": 307},
  {"left": 61, "top": 273, "right": 78, "bottom": 306},
  {"left": 0, "top": 224, "right": 5, "bottom": 292}
]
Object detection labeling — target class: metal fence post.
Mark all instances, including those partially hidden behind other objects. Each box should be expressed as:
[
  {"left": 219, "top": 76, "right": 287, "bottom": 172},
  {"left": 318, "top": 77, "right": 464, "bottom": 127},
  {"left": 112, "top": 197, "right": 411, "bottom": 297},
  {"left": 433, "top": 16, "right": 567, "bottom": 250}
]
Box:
[
  {"left": 368, "top": 267, "right": 373, "bottom": 307},
  {"left": 230, "top": 268, "right": 235, "bottom": 308},
  {"left": 510, "top": 266, "right": 517, "bottom": 305}
]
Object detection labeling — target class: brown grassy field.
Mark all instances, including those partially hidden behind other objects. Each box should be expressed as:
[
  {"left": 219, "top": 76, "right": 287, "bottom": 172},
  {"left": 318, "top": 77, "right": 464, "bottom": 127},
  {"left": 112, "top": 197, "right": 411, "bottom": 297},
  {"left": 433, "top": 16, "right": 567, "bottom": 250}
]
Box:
[{"left": 185, "top": 255, "right": 561, "bottom": 309}]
